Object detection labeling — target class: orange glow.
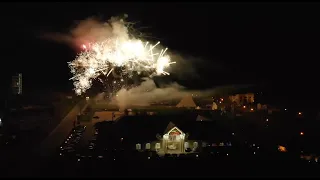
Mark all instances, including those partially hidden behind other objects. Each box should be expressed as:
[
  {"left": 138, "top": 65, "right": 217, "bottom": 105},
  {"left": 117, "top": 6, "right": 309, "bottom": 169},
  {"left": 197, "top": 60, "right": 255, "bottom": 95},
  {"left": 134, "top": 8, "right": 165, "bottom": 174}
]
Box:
[
  {"left": 243, "top": 106, "right": 246, "bottom": 108},
  {"left": 250, "top": 108, "right": 254, "bottom": 111},
  {"left": 300, "top": 132, "right": 304, "bottom": 136},
  {"left": 221, "top": 98, "right": 224, "bottom": 101},
  {"left": 278, "top": 145, "right": 287, "bottom": 152},
  {"left": 298, "top": 112, "right": 302, "bottom": 115}
]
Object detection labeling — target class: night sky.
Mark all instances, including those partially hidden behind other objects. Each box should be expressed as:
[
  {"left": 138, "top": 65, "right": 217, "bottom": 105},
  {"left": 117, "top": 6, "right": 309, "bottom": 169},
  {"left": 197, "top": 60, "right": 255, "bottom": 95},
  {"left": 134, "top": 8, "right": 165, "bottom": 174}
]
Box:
[{"left": 1, "top": 2, "right": 320, "bottom": 103}]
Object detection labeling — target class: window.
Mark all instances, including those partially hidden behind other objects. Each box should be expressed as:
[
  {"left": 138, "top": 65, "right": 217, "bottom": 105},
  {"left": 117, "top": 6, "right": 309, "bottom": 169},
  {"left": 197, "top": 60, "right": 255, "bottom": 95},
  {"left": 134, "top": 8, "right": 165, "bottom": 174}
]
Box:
[{"left": 169, "top": 135, "right": 176, "bottom": 141}]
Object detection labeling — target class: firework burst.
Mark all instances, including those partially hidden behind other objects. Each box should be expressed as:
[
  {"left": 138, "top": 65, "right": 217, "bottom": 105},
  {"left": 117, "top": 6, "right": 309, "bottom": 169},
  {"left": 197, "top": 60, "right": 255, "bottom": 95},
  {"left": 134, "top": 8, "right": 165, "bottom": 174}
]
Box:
[{"left": 68, "top": 17, "right": 175, "bottom": 95}]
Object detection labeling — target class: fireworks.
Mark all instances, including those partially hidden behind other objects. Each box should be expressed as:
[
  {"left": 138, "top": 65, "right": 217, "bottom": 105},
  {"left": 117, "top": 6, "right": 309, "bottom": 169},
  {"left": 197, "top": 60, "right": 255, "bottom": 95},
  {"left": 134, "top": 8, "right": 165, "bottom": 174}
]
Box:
[{"left": 68, "top": 17, "right": 175, "bottom": 95}]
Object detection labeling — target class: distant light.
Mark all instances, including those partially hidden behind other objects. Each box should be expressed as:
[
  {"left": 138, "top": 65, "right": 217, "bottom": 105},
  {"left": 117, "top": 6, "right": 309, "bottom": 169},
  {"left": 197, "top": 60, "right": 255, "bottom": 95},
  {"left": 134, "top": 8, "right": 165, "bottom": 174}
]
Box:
[
  {"left": 78, "top": 159, "right": 80, "bottom": 162},
  {"left": 266, "top": 119, "right": 269, "bottom": 122},
  {"left": 148, "top": 157, "right": 150, "bottom": 159},
  {"left": 243, "top": 106, "right": 246, "bottom": 108},
  {"left": 250, "top": 108, "right": 254, "bottom": 111},
  {"left": 253, "top": 152, "right": 256, "bottom": 155},
  {"left": 226, "top": 153, "right": 229, "bottom": 156},
  {"left": 278, "top": 145, "right": 287, "bottom": 152},
  {"left": 221, "top": 98, "right": 224, "bottom": 101},
  {"left": 285, "top": 109, "right": 287, "bottom": 111},
  {"left": 300, "top": 132, "right": 304, "bottom": 136},
  {"left": 232, "top": 133, "right": 235, "bottom": 136},
  {"left": 113, "top": 158, "right": 116, "bottom": 161},
  {"left": 60, "top": 153, "right": 62, "bottom": 156},
  {"left": 219, "top": 101, "right": 222, "bottom": 104},
  {"left": 196, "top": 154, "right": 199, "bottom": 157},
  {"left": 298, "top": 112, "right": 302, "bottom": 115}
]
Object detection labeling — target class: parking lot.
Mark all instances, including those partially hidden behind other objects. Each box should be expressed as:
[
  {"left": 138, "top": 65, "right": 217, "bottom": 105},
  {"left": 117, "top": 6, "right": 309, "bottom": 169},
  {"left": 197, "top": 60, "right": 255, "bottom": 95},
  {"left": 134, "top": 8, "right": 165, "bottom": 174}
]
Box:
[{"left": 58, "top": 125, "right": 86, "bottom": 158}]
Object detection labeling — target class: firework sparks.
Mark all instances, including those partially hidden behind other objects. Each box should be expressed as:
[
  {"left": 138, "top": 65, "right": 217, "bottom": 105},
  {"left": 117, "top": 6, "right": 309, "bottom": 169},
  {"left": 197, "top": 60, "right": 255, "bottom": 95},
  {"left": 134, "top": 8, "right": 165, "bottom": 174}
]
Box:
[{"left": 68, "top": 17, "right": 175, "bottom": 95}]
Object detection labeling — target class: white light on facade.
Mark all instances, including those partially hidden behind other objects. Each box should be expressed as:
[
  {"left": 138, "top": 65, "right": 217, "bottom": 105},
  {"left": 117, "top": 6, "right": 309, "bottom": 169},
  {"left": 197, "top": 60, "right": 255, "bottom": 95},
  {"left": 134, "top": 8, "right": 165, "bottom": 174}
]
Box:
[
  {"left": 193, "top": 142, "right": 198, "bottom": 148},
  {"left": 145, "top": 143, "right": 151, "bottom": 150},
  {"left": 184, "top": 142, "right": 189, "bottom": 149},
  {"left": 136, "top": 143, "right": 141, "bottom": 150},
  {"left": 163, "top": 134, "right": 169, "bottom": 140},
  {"left": 155, "top": 143, "right": 161, "bottom": 150}
]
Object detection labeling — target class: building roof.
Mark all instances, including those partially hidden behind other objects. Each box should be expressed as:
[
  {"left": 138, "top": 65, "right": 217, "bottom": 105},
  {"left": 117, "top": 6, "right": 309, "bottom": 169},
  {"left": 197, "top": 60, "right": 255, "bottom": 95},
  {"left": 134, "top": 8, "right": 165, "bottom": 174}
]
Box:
[
  {"left": 99, "top": 113, "right": 233, "bottom": 144},
  {"left": 176, "top": 95, "right": 197, "bottom": 108}
]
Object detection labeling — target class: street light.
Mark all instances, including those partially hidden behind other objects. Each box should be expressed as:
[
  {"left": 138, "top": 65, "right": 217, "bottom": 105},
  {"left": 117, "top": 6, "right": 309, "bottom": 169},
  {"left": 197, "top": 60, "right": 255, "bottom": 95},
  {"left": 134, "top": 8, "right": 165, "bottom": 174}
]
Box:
[{"left": 300, "top": 132, "right": 304, "bottom": 136}]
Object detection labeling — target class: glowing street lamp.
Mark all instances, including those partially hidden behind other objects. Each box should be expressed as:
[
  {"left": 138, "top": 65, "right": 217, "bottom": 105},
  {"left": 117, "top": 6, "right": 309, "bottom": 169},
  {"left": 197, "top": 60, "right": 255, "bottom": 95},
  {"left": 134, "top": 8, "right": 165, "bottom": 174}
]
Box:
[{"left": 300, "top": 132, "right": 304, "bottom": 136}]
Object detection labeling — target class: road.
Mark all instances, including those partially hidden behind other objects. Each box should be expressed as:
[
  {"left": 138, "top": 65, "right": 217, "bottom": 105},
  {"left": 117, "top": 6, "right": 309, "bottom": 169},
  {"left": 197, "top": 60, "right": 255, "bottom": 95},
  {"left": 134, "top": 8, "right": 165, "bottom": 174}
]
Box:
[{"left": 37, "top": 100, "right": 88, "bottom": 157}]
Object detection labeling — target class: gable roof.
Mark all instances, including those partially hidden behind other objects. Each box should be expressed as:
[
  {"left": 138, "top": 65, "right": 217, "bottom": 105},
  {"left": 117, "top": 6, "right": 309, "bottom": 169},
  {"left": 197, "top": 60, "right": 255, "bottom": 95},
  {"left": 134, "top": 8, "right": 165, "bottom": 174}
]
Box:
[
  {"left": 176, "top": 95, "right": 197, "bottom": 108},
  {"left": 212, "top": 102, "right": 218, "bottom": 110},
  {"left": 164, "top": 122, "right": 185, "bottom": 135},
  {"left": 196, "top": 115, "right": 212, "bottom": 121},
  {"left": 112, "top": 113, "right": 231, "bottom": 143},
  {"left": 164, "top": 121, "right": 176, "bottom": 134}
]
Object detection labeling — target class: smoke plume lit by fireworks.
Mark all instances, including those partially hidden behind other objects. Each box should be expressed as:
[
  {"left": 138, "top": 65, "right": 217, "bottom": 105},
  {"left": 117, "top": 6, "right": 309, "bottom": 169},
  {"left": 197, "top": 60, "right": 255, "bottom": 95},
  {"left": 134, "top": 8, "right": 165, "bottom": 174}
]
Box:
[
  {"left": 67, "top": 16, "right": 175, "bottom": 95},
  {"left": 110, "top": 78, "right": 248, "bottom": 111}
]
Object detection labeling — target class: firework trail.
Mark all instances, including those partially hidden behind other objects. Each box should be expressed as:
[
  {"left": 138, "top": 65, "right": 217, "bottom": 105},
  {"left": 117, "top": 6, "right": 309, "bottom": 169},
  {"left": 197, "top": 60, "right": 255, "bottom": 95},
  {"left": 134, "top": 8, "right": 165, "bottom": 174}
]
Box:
[{"left": 68, "top": 16, "right": 175, "bottom": 95}]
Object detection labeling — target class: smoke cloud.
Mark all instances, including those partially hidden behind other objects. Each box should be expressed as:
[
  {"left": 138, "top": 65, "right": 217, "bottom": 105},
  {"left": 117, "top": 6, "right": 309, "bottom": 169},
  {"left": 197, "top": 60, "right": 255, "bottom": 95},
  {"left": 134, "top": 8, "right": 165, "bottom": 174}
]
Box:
[
  {"left": 40, "top": 15, "right": 130, "bottom": 49},
  {"left": 112, "top": 78, "right": 246, "bottom": 111}
]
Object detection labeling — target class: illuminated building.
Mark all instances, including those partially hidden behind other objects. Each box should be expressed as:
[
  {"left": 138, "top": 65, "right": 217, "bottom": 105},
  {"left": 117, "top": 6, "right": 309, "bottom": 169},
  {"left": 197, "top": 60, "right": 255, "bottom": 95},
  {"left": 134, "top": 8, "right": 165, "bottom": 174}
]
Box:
[
  {"left": 229, "top": 93, "right": 254, "bottom": 105},
  {"left": 135, "top": 121, "right": 209, "bottom": 156},
  {"left": 128, "top": 114, "right": 233, "bottom": 156},
  {"left": 12, "top": 73, "right": 22, "bottom": 95},
  {"left": 134, "top": 120, "right": 233, "bottom": 156}
]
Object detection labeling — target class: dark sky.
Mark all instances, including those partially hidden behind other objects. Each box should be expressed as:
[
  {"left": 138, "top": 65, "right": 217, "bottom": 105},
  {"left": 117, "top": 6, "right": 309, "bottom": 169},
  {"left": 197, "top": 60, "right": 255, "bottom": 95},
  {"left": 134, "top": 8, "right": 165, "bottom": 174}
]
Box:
[{"left": 1, "top": 2, "right": 320, "bottom": 98}]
